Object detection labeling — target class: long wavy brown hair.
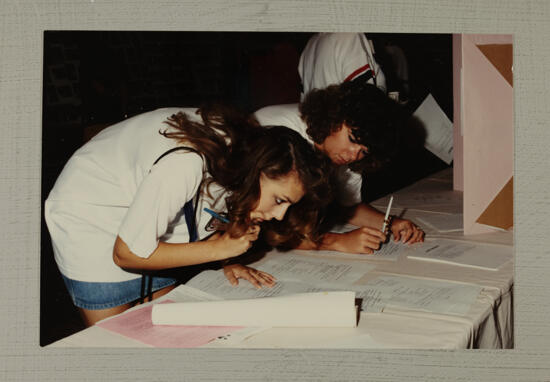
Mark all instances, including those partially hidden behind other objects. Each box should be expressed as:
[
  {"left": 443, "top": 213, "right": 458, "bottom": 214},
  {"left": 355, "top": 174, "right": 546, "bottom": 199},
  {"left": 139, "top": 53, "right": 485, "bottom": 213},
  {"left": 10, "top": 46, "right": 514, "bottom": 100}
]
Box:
[{"left": 161, "top": 104, "right": 334, "bottom": 247}]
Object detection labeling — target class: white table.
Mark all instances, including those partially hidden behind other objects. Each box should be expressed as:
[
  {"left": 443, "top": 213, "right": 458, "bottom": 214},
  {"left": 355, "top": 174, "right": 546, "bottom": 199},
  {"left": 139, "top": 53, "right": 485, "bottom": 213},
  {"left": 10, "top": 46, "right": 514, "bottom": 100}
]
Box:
[{"left": 51, "top": 168, "right": 513, "bottom": 349}]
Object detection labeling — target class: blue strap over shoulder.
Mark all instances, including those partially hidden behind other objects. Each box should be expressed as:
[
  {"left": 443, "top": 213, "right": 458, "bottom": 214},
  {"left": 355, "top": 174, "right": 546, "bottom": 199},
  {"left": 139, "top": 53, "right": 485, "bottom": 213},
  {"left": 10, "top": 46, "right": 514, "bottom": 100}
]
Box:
[{"left": 140, "top": 146, "right": 201, "bottom": 303}]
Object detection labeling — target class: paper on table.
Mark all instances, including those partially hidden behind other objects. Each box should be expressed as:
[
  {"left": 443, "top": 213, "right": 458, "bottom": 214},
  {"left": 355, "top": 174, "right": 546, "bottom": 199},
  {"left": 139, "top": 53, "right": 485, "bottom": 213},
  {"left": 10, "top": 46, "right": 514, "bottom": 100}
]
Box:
[
  {"left": 186, "top": 269, "right": 350, "bottom": 300},
  {"left": 352, "top": 285, "right": 386, "bottom": 312},
  {"left": 354, "top": 275, "right": 482, "bottom": 316},
  {"left": 187, "top": 252, "right": 378, "bottom": 300},
  {"left": 257, "top": 253, "right": 377, "bottom": 283},
  {"left": 416, "top": 213, "right": 464, "bottom": 233},
  {"left": 374, "top": 239, "right": 410, "bottom": 261},
  {"left": 160, "top": 285, "right": 272, "bottom": 344},
  {"left": 183, "top": 268, "right": 367, "bottom": 334},
  {"left": 152, "top": 291, "right": 357, "bottom": 328},
  {"left": 185, "top": 266, "right": 480, "bottom": 317},
  {"left": 318, "top": 239, "right": 410, "bottom": 262},
  {"left": 412, "top": 93, "right": 454, "bottom": 164},
  {"left": 406, "top": 238, "right": 513, "bottom": 271},
  {"left": 382, "top": 276, "right": 481, "bottom": 316},
  {"left": 96, "top": 300, "right": 242, "bottom": 348},
  {"left": 290, "top": 240, "right": 406, "bottom": 262},
  {"left": 204, "top": 326, "right": 270, "bottom": 346},
  {"left": 167, "top": 284, "right": 222, "bottom": 302}
]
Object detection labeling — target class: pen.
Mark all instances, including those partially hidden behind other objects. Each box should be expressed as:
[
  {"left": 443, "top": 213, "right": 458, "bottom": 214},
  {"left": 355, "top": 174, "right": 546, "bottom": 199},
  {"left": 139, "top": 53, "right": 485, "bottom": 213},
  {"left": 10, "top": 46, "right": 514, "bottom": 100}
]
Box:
[
  {"left": 381, "top": 195, "right": 394, "bottom": 233},
  {"left": 203, "top": 207, "right": 230, "bottom": 224}
]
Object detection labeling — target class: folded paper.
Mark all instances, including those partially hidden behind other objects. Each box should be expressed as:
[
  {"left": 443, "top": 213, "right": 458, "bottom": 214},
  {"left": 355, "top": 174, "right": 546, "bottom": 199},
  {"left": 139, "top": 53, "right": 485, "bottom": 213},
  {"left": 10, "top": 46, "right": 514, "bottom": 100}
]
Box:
[{"left": 152, "top": 291, "right": 357, "bottom": 328}]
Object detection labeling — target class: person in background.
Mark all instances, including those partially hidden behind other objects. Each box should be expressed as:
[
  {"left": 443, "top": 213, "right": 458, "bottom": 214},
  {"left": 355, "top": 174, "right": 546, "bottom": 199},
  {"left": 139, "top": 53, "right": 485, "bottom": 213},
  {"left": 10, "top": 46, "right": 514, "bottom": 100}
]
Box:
[
  {"left": 45, "top": 104, "right": 332, "bottom": 326},
  {"left": 254, "top": 81, "right": 424, "bottom": 255},
  {"left": 298, "top": 32, "right": 387, "bottom": 100}
]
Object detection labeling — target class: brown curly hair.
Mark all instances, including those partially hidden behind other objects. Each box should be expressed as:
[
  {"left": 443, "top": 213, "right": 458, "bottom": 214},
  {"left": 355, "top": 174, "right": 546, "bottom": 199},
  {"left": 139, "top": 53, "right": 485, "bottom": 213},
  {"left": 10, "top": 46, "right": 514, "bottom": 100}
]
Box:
[
  {"left": 161, "top": 104, "right": 334, "bottom": 247},
  {"left": 299, "top": 81, "right": 405, "bottom": 173}
]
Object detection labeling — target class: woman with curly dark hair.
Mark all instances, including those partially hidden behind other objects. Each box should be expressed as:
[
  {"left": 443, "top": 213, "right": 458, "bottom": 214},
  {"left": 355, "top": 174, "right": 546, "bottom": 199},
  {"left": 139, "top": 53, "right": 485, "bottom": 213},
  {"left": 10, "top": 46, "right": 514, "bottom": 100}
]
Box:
[
  {"left": 255, "top": 81, "right": 424, "bottom": 256},
  {"left": 44, "top": 104, "right": 333, "bottom": 326}
]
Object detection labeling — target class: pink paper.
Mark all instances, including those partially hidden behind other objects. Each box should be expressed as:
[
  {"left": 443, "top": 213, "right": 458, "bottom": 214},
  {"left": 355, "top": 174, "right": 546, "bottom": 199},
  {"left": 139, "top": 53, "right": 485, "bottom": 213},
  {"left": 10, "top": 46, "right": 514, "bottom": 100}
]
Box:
[
  {"left": 461, "top": 34, "right": 513, "bottom": 235},
  {"left": 96, "top": 300, "right": 243, "bottom": 348}
]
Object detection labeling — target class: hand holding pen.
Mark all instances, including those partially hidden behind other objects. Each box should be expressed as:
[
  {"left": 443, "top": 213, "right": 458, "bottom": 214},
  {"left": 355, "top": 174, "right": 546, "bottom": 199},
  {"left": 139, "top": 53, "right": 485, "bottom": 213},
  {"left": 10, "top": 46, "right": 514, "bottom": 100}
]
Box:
[
  {"left": 204, "top": 208, "right": 274, "bottom": 288},
  {"left": 378, "top": 197, "right": 426, "bottom": 244},
  {"left": 204, "top": 208, "right": 261, "bottom": 259},
  {"left": 204, "top": 207, "right": 230, "bottom": 231},
  {"left": 381, "top": 195, "right": 394, "bottom": 236}
]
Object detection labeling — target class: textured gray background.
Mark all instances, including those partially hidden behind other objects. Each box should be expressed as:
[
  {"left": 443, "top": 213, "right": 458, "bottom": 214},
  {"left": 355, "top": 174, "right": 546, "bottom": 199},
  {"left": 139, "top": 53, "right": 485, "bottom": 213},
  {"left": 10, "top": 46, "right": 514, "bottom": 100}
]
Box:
[{"left": 1, "top": 0, "right": 549, "bottom": 380}]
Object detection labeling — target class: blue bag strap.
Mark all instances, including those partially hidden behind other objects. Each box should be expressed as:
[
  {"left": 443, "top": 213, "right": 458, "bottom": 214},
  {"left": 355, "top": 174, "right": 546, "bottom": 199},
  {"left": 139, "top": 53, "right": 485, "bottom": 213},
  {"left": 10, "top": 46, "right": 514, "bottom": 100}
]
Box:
[
  {"left": 140, "top": 146, "right": 201, "bottom": 303},
  {"left": 183, "top": 200, "right": 198, "bottom": 242},
  {"left": 152, "top": 145, "right": 202, "bottom": 242}
]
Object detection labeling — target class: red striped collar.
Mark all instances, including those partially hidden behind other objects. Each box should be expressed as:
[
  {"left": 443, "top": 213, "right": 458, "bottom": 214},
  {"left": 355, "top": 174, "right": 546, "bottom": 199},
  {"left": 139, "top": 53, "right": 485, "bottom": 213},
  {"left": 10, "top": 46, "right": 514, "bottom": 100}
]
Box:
[{"left": 344, "top": 64, "right": 373, "bottom": 82}]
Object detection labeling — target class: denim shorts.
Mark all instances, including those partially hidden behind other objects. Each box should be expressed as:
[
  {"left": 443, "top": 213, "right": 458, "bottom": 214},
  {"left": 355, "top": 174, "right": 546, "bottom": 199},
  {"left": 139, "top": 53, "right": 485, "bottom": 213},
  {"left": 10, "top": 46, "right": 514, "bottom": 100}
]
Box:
[{"left": 61, "top": 273, "right": 177, "bottom": 310}]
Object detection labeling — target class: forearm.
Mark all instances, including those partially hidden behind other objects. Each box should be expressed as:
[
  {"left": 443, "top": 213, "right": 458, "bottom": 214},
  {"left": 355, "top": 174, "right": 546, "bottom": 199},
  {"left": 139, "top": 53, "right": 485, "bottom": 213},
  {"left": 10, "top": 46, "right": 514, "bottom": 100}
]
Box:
[
  {"left": 113, "top": 236, "right": 225, "bottom": 271},
  {"left": 347, "top": 203, "right": 385, "bottom": 229}
]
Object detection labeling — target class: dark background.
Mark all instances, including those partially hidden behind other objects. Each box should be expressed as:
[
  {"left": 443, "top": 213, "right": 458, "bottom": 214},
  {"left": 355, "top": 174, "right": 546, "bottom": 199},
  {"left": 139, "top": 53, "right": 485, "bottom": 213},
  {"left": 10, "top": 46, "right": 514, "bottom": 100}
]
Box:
[{"left": 41, "top": 31, "right": 452, "bottom": 346}]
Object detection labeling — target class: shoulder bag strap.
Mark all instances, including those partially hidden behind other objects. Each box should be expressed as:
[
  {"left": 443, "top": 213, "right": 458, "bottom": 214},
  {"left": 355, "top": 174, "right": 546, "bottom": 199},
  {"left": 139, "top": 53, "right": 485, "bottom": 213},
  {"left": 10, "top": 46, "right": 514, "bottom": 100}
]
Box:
[{"left": 140, "top": 146, "right": 203, "bottom": 303}]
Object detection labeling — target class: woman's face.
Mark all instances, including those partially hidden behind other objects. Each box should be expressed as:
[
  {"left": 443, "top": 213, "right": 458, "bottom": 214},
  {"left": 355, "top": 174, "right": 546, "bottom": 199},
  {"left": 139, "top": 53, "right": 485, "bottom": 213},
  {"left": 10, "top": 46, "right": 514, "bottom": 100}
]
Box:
[
  {"left": 315, "top": 123, "right": 369, "bottom": 165},
  {"left": 249, "top": 171, "right": 305, "bottom": 224}
]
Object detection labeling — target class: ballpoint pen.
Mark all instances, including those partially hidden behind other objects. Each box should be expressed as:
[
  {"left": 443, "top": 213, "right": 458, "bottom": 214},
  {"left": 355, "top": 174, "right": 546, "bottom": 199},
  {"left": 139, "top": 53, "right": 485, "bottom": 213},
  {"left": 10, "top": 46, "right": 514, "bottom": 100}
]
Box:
[
  {"left": 381, "top": 195, "right": 394, "bottom": 234},
  {"left": 203, "top": 207, "right": 230, "bottom": 224}
]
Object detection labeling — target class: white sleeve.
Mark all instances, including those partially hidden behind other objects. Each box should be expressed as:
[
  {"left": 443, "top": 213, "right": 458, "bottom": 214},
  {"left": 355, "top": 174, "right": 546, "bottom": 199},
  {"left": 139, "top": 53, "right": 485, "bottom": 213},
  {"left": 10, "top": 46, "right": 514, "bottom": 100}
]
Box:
[
  {"left": 335, "top": 166, "right": 363, "bottom": 206},
  {"left": 118, "top": 152, "right": 204, "bottom": 258},
  {"left": 339, "top": 34, "right": 387, "bottom": 93},
  {"left": 338, "top": 33, "right": 372, "bottom": 82},
  {"left": 253, "top": 104, "right": 313, "bottom": 144}
]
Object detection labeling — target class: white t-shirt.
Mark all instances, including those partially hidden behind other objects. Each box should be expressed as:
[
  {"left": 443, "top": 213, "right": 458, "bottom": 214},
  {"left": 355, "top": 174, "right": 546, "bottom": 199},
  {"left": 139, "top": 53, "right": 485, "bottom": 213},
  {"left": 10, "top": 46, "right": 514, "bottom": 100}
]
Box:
[
  {"left": 45, "top": 108, "right": 228, "bottom": 282},
  {"left": 253, "top": 104, "right": 363, "bottom": 206},
  {"left": 298, "top": 32, "right": 387, "bottom": 99}
]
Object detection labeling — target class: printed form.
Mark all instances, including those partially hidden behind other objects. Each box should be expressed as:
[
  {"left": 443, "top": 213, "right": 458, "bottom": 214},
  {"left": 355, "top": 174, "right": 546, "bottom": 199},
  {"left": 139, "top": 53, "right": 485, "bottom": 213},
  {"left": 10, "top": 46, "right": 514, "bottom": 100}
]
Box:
[
  {"left": 186, "top": 254, "right": 483, "bottom": 316},
  {"left": 293, "top": 238, "right": 408, "bottom": 262},
  {"left": 356, "top": 275, "right": 482, "bottom": 315}
]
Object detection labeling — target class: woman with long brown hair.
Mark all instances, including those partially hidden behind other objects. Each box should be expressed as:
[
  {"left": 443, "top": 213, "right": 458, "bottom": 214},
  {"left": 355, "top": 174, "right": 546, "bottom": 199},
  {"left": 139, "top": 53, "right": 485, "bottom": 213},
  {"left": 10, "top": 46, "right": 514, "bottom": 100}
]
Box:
[{"left": 44, "top": 105, "right": 332, "bottom": 326}]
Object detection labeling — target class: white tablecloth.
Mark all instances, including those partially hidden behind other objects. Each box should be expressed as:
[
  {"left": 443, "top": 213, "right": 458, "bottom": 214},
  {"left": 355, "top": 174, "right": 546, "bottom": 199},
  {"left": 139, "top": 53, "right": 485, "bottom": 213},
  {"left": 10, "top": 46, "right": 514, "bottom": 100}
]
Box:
[{"left": 51, "top": 168, "right": 513, "bottom": 349}]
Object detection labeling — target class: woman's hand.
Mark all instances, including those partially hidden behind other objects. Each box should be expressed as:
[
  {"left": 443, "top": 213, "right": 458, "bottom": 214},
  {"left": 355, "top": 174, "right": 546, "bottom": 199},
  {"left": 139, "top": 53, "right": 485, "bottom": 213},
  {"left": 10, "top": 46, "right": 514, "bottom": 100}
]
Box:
[
  {"left": 223, "top": 264, "right": 276, "bottom": 289},
  {"left": 332, "top": 227, "right": 387, "bottom": 254},
  {"left": 210, "top": 225, "right": 261, "bottom": 260},
  {"left": 390, "top": 218, "right": 425, "bottom": 244}
]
